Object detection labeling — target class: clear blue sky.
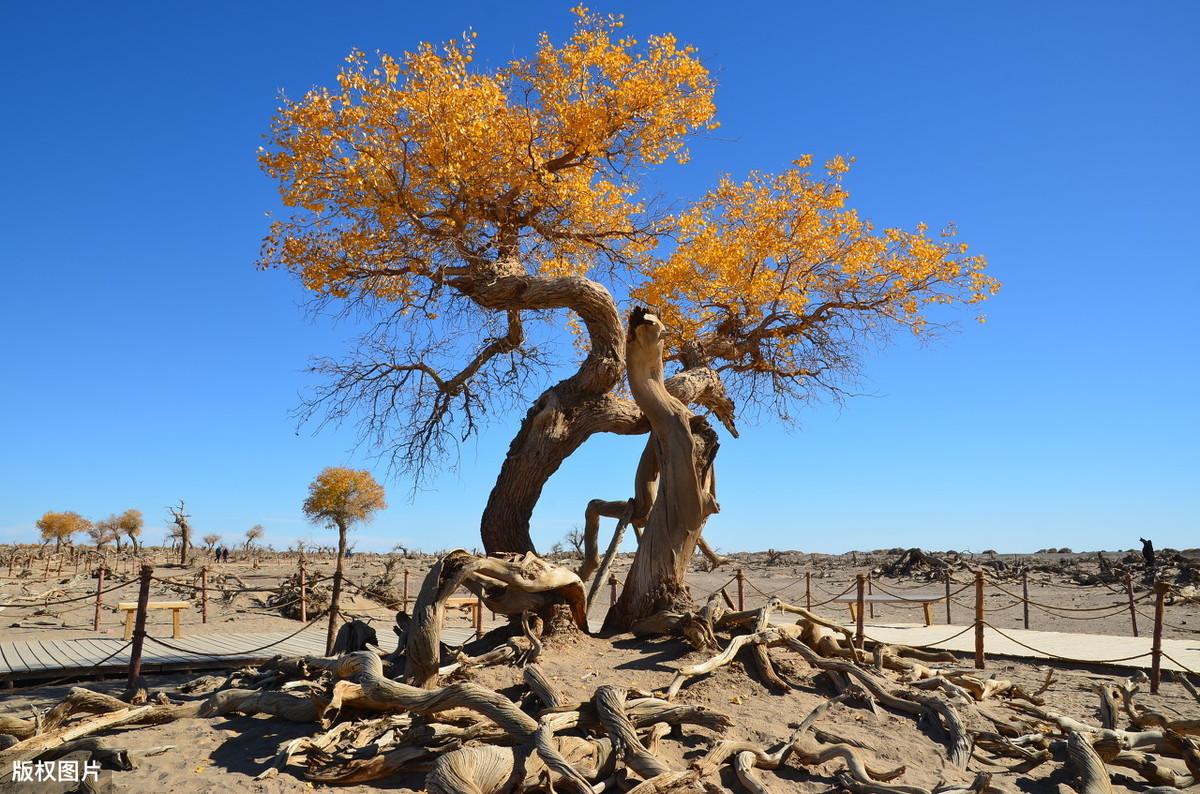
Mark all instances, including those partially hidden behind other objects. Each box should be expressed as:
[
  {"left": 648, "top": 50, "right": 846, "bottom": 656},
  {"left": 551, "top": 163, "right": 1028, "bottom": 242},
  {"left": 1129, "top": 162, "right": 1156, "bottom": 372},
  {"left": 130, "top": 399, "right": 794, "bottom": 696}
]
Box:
[{"left": 2, "top": 2, "right": 1196, "bottom": 554}]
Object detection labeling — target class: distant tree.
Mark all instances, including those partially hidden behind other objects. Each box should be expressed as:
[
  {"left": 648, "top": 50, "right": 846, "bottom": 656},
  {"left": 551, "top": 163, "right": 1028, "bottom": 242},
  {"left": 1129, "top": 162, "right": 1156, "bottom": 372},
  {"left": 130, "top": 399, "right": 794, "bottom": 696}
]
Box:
[
  {"left": 37, "top": 511, "right": 91, "bottom": 550},
  {"left": 202, "top": 534, "right": 222, "bottom": 551},
  {"left": 244, "top": 524, "right": 264, "bottom": 551},
  {"left": 302, "top": 467, "right": 387, "bottom": 653},
  {"left": 167, "top": 500, "right": 192, "bottom": 566},
  {"left": 116, "top": 509, "right": 143, "bottom": 553},
  {"left": 565, "top": 528, "right": 585, "bottom": 557},
  {"left": 89, "top": 516, "right": 120, "bottom": 550}
]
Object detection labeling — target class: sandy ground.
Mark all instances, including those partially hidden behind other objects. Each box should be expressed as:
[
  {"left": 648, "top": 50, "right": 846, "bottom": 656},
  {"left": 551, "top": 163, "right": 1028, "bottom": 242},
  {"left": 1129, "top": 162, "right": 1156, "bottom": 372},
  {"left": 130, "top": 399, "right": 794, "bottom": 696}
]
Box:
[{"left": 1, "top": 546, "right": 1198, "bottom": 793}]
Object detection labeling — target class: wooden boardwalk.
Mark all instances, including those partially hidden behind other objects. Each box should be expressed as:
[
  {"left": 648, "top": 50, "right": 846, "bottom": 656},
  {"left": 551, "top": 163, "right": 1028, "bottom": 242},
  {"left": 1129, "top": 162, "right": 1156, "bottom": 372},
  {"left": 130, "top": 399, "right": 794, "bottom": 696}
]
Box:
[
  {"left": 3, "top": 619, "right": 1194, "bottom": 684},
  {"left": 0, "top": 624, "right": 480, "bottom": 684},
  {"left": 849, "top": 621, "right": 1200, "bottom": 674}
]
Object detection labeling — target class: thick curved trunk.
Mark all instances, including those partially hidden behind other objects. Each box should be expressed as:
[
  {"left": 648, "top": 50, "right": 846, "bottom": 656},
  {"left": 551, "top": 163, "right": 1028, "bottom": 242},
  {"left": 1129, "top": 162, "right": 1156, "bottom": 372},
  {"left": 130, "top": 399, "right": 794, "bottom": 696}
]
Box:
[
  {"left": 605, "top": 310, "right": 720, "bottom": 631},
  {"left": 465, "top": 269, "right": 624, "bottom": 554},
  {"left": 482, "top": 371, "right": 735, "bottom": 555}
]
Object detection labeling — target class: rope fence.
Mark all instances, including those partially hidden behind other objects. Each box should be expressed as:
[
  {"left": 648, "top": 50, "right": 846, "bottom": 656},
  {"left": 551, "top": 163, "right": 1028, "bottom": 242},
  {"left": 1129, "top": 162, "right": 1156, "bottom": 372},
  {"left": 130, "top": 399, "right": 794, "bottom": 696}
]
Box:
[
  {"left": 145, "top": 613, "right": 326, "bottom": 659},
  {"left": 4, "top": 557, "right": 1194, "bottom": 692},
  {"left": 711, "top": 566, "right": 1195, "bottom": 692}
]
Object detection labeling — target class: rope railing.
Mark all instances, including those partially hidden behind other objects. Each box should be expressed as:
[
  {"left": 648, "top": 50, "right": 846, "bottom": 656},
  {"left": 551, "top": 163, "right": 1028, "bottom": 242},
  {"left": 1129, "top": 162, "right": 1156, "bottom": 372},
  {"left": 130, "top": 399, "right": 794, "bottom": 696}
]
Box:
[
  {"left": 984, "top": 578, "right": 1145, "bottom": 612},
  {"left": 1024, "top": 603, "right": 1133, "bottom": 622},
  {"left": 1161, "top": 652, "right": 1199, "bottom": 677},
  {"left": 145, "top": 613, "right": 326, "bottom": 659},
  {"left": 1133, "top": 607, "right": 1197, "bottom": 634},
  {"left": 979, "top": 620, "right": 1153, "bottom": 665},
  {"left": 863, "top": 623, "right": 977, "bottom": 651}
]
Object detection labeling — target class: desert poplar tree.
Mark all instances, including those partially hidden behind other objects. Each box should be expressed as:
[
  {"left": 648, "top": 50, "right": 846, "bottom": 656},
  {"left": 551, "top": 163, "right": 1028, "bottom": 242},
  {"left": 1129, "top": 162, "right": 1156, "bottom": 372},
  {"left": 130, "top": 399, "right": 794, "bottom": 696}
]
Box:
[
  {"left": 302, "top": 467, "right": 387, "bottom": 652},
  {"left": 261, "top": 9, "right": 998, "bottom": 627},
  {"left": 37, "top": 511, "right": 91, "bottom": 550}
]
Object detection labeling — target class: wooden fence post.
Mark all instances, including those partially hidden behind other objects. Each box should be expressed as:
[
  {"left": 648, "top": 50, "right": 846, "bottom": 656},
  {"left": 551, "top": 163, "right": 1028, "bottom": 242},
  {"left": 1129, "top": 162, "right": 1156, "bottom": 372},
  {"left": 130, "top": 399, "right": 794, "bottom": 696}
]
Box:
[
  {"left": 805, "top": 572, "right": 812, "bottom": 610},
  {"left": 57, "top": 555, "right": 63, "bottom": 575},
  {"left": 1150, "top": 581, "right": 1168, "bottom": 694},
  {"left": 736, "top": 568, "right": 745, "bottom": 611},
  {"left": 93, "top": 566, "right": 105, "bottom": 631},
  {"left": 974, "top": 570, "right": 985, "bottom": 669},
  {"left": 127, "top": 564, "right": 153, "bottom": 692},
  {"left": 867, "top": 572, "right": 875, "bottom": 619},
  {"left": 43, "top": 555, "right": 51, "bottom": 579},
  {"left": 1022, "top": 568, "right": 1030, "bottom": 630},
  {"left": 608, "top": 574, "right": 618, "bottom": 606},
  {"left": 402, "top": 569, "right": 409, "bottom": 613},
  {"left": 1125, "top": 573, "right": 1139, "bottom": 637},
  {"left": 299, "top": 560, "right": 308, "bottom": 623},
  {"left": 200, "top": 566, "right": 208, "bottom": 624},
  {"left": 7, "top": 554, "right": 12, "bottom": 576},
  {"left": 854, "top": 573, "right": 866, "bottom": 650},
  {"left": 945, "top": 571, "right": 952, "bottom": 624}
]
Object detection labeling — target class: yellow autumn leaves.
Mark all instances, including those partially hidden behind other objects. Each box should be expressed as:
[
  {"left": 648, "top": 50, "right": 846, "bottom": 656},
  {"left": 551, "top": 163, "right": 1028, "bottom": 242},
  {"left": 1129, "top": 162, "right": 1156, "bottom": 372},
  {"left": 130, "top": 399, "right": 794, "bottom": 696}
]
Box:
[
  {"left": 259, "top": 6, "right": 717, "bottom": 300},
  {"left": 258, "top": 7, "right": 998, "bottom": 372}
]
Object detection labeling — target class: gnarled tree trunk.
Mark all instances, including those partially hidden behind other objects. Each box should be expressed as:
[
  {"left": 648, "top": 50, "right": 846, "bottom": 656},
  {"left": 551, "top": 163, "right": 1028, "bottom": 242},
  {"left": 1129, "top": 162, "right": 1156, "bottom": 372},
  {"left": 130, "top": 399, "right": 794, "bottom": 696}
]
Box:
[
  {"left": 604, "top": 309, "right": 720, "bottom": 631},
  {"left": 468, "top": 267, "right": 736, "bottom": 557}
]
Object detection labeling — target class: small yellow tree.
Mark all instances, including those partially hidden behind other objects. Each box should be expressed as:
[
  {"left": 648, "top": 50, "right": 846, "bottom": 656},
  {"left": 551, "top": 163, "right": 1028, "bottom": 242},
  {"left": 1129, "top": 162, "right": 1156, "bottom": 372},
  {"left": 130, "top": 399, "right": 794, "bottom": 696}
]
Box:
[
  {"left": 302, "top": 467, "right": 387, "bottom": 652},
  {"left": 36, "top": 511, "right": 91, "bottom": 550},
  {"left": 116, "top": 509, "right": 143, "bottom": 553}
]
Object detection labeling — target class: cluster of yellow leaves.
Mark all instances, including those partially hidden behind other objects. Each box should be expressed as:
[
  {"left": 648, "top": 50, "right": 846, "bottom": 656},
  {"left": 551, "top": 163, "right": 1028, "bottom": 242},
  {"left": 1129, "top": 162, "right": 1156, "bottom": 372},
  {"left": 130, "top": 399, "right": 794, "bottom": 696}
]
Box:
[
  {"left": 259, "top": 6, "right": 716, "bottom": 298},
  {"left": 632, "top": 158, "right": 1000, "bottom": 369},
  {"left": 36, "top": 511, "right": 92, "bottom": 543},
  {"left": 302, "top": 466, "right": 388, "bottom": 529},
  {"left": 259, "top": 9, "right": 1000, "bottom": 391}
]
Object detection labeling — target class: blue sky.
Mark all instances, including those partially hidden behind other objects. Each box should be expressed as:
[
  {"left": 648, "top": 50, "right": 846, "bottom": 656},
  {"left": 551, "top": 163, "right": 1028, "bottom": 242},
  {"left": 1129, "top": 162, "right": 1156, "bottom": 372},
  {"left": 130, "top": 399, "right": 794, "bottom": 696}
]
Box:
[{"left": 1, "top": 2, "right": 1196, "bottom": 554}]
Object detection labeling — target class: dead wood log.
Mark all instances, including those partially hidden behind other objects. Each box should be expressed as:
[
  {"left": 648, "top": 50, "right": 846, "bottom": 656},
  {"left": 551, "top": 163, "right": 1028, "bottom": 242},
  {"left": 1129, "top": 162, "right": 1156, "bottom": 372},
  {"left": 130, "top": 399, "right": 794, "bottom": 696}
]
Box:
[
  {"left": 34, "top": 737, "right": 134, "bottom": 770},
  {"left": 305, "top": 651, "right": 539, "bottom": 739},
  {"left": 594, "top": 685, "right": 672, "bottom": 779},
  {"left": 199, "top": 688, "right": 328, "bottom": 722},
  {"left": 777, "top": 633, "right": 971, "bottom": 769},
  {"left": 523, "top": 664, "right": 562, "bottom": 709},
  {"left": 0, "top": 705, "right": 154, "bottom": 781},
  {"left": 1067, "top": 729, "right": 1114, "bottom": 794},
  {"left": 406, "top": 549, "right": 587, "bottom": 687}
]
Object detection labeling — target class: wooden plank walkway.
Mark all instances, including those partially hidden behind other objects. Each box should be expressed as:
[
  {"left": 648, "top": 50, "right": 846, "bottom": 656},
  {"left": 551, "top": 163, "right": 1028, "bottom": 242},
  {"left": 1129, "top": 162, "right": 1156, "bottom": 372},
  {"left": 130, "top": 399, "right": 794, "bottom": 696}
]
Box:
[
  {"left": 844, "top": 621, "right": 1200, "bottom": 673},
  {"left": 4, "top": 619, "right": 1194, "bottom": 684},
  {"left": 0, "top": 624, "right": 481, "bottom": 684}
]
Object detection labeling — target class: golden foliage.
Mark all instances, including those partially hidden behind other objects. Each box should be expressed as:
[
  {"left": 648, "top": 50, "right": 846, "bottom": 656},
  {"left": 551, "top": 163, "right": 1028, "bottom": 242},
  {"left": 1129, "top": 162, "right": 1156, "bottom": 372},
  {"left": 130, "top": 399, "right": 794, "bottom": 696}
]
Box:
[
  {"left": 116, "top": 508, "right": 143, "bottom": 539},
  {"left": 632, "top": 159, "right": 1001, "bottom": 373},
  {"left": 259, "top": 9, "right": 1000, "bottom": 420},
  {"left": 36, "top": 511, "right": 91, "bottom": 545},
  {"left": 259, "top": 7, "right": 716, "bottom": 297},
  {"left": 302, "top": 467, "right": 387, "bottom": 530}
]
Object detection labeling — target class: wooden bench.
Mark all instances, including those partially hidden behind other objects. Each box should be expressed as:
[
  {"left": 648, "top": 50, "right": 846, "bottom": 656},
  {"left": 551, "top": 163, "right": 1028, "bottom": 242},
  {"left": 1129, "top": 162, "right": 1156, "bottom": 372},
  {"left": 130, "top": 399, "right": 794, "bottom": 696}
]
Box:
[
  {"left": 445, "top": 596, "right": 483, "bottom": 639},
  {"left": 832, "top": 594, "right": 942, "bottom": 626},
  {"left": 119, "top": 600, "right": 191, "bottom": 640}
]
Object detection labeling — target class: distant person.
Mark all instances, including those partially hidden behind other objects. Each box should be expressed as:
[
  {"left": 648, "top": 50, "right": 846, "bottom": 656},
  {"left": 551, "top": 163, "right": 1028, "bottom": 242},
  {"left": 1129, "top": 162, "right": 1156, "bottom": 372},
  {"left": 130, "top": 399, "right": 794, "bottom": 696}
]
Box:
[
  {"left": 1140, "top": 537, "right": 1155, "bottom": 568},
  {"left": 215, "top": 546, "right": 223, "bottom": 562}
]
